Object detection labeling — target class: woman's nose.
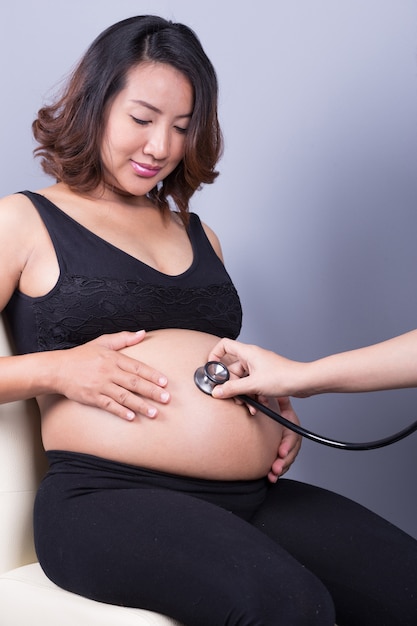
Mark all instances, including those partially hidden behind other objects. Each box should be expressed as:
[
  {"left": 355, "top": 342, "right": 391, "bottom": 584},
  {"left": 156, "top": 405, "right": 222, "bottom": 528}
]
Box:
[{"left": 143, "top": 126, "right": 170, "bottom": 160}]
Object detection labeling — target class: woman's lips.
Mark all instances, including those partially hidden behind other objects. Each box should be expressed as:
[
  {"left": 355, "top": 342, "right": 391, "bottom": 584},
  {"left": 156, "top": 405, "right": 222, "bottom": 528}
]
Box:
[{"left": 130, "top": 160, "right": 162, "bottom": 178}]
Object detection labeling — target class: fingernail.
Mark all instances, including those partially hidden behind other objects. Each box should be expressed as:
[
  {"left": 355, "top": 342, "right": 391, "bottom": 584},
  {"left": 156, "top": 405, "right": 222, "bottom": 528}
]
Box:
[
  {"left": 159, "top": 376, "right": 168, "bottom": 386},
  {"left": 126, "top": 411, "right": 135, "bottom": 421},
  {"left": 160, "top": 392, "right": 170, "bottom": 403},
  {"left": 147, "top": 408, "right": 157, "bottom": 417}
]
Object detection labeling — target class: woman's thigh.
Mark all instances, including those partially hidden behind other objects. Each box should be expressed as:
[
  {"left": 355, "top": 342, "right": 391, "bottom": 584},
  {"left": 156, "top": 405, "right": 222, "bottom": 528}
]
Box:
[
  {"left": 34, "top": 474, "right": 334, "bottom": 626},
  {"left": 251, "top": 479, "right": 417, "bottom": 626}
]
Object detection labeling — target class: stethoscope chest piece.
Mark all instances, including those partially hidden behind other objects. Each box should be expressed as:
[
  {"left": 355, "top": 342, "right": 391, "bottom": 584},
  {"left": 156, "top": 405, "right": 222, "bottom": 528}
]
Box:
[{"left": 194, "top": 361, "right": 230, "bottom": 395}]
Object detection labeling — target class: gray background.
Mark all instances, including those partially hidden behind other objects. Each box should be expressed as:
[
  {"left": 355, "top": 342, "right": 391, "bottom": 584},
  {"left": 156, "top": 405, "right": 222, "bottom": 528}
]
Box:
[{"left": 1, "top": 0, "right": 416, "bottom": 539}]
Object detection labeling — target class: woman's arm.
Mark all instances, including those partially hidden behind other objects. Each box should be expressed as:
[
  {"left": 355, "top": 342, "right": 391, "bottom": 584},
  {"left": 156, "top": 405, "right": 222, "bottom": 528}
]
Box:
[
  {"left": 0, "top": 195, "right": 170, "bottom": 419},
  {"left": 207, "top": 330, "right": 417, "bottom": 399},
  {"left": 0, "top": 328, "right": 170, "bottom": 420},
  {"left": 0, "top": 330, "right": 169, "bottom": 417}
]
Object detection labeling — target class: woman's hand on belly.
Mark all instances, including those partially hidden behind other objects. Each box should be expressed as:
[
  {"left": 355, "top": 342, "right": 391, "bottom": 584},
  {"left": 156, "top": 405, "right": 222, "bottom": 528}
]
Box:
[{"left": 52, "top": 330, "right": 170, "bottom": 421}]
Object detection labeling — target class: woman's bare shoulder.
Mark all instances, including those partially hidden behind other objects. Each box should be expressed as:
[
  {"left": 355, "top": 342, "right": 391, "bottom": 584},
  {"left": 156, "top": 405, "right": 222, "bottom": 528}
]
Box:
[
  {"left": 201, "top": 221, "right": 224, "bottom": 261},
  {"left": 0, "top": 192, "right": 45, "bottom": 276},
  {"left": 0, "top": 191, "right": 36, "bottom": 221}
]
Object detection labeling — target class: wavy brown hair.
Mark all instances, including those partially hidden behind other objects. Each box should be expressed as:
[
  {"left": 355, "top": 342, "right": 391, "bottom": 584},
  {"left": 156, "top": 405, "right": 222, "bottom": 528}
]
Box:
[{"left": 32, "top": 15, "right": 223, "bottom": 223}]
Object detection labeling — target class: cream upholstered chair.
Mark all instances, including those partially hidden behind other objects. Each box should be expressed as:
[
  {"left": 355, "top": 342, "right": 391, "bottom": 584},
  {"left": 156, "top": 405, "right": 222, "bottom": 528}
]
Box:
[{"left": 0, "top": 314, "right": 183, "bottom": 626}]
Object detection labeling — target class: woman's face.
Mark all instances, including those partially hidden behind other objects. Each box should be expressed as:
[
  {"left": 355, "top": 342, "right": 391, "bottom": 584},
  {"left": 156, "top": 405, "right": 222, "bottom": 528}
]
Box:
[{"left": 101, "top": 62, "right": 193, "bottom": 197}]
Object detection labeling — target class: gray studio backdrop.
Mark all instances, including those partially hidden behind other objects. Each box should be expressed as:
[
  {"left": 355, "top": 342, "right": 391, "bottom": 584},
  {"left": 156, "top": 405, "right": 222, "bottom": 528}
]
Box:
[{"left": 1, "top": 0, "right": 417, "bottom": 539}]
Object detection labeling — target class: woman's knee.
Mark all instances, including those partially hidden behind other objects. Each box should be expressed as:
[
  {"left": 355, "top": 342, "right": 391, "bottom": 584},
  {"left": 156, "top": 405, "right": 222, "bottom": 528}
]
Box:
[{"left": 217, "top": 561, "right": 335, "bottom": 626}]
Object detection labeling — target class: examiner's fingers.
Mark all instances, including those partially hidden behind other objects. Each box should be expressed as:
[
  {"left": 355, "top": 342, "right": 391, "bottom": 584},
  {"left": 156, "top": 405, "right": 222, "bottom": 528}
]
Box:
[
  {"left": 207, "top": 337, "right": 248, "bottom": 365},
  {"left": 211, "top": 377, "right": 255, "bottom": 399}
]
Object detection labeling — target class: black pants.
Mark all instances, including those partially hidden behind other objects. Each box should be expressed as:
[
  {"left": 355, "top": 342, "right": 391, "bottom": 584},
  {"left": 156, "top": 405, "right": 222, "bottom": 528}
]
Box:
[{"left": 34, "top": 451, "right": 417, "bottom": 626}]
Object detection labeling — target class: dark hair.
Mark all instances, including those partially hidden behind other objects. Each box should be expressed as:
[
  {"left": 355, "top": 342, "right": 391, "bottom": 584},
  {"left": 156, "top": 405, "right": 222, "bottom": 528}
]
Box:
[{"left": 32, "top": 15, "right": 223, "bottom": 221}]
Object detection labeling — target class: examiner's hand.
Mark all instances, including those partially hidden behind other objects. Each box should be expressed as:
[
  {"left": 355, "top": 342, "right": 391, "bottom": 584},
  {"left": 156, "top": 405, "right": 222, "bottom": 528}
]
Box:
[
  {"left": 208, "top": 338, "right": 308, "bottom": 399},
  {"left": 54, "top": 330, "right": 170, "bottom": 420},
  {"left": 267, "top": 397, "right": 302, "bottom": 483}
]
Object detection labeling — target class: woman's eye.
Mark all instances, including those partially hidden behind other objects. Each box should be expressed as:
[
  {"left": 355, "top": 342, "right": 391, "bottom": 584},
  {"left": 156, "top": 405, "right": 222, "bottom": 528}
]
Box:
[
  {"left": 130, "top": 116, "right": 187, "bottom": 134},
  {"left": 131, "top": 116, "right": 148, "bottom": 126}
]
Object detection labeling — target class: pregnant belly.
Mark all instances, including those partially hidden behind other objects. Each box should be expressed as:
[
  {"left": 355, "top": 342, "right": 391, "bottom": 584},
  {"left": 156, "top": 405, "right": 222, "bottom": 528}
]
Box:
[{"left": 40, "top": 329, "right": 283, "bottom": 479}]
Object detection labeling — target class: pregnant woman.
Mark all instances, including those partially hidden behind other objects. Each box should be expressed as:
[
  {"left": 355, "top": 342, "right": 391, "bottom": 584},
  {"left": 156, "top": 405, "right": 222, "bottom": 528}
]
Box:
[{"left": 1, "top": 14, "right": 415, "bottom": 626}]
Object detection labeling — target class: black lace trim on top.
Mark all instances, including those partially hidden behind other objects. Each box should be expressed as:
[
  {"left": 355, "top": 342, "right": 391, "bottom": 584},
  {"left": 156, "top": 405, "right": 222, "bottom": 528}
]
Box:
[{"left": 32, "top": 275, "right": 242, "bottom": 351}]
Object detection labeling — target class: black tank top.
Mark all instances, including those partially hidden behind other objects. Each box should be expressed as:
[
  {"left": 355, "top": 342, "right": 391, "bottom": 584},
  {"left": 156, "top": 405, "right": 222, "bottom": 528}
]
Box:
[{"left": 4, "top": 191, "right": 242, "bottom": 354}]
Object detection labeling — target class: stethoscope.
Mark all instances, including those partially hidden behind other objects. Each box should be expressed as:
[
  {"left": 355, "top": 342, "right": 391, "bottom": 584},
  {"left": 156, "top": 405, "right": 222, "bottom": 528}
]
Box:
[{"left": 194, "top": 361, "right": 417, "bottom": 450}]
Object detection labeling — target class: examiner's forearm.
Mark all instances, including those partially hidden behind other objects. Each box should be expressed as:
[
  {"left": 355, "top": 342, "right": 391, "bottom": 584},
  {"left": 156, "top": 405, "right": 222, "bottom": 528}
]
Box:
[
  {"left": 209, "top": 329, "right": 417, "bottom": 400},
  {"left": 303, "top": 329, "right": 417, "bottom": 394}
]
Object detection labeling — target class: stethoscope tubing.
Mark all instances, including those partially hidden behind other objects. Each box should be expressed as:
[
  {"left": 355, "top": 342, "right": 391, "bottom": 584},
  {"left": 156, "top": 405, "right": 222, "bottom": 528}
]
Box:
[
  {"left": 238, "top": 394, "right": 417, "bottom": 450},
  {"left": 194, "top": 362, "right": 417, "bottom": 450}
]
